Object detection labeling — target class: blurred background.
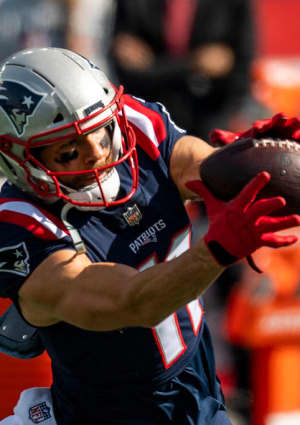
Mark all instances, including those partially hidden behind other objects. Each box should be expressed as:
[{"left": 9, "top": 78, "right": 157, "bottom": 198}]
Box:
[{"left": 1, "top": 1, "right": 300, "bottom": 424}]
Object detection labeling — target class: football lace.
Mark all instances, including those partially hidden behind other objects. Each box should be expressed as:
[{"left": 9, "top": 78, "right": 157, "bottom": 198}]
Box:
[{"left": 253, "top": 138, "right": 300, "bottom": 151}]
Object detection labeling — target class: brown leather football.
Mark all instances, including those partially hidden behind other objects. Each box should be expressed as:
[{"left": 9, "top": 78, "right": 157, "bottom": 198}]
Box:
[{"left": 200, "top": 138, "right": 300, "bottom": 215}]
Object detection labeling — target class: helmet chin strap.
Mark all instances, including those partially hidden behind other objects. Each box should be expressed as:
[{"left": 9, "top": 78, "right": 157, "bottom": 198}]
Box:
[{"left": 61, "top": 203, "right": 86, "bottom": 253}]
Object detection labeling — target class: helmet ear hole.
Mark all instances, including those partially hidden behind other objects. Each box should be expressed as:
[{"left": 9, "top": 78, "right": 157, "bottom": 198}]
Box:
[{"left": 53, "top": 113, "right": 64, "bottom": 124}]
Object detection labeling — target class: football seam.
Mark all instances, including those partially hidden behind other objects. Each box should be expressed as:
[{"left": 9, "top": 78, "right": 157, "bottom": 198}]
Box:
[{"left": 253, "top": 138, "right": 300, "bottom": 152}]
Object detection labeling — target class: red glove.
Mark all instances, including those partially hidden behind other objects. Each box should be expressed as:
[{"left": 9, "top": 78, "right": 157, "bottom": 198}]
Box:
[
  {"left": 210, "top": 113, "right": 300, "bottom": 146},
  {"left": 186, "top": 172, "right": 300, "bottom": 269}
]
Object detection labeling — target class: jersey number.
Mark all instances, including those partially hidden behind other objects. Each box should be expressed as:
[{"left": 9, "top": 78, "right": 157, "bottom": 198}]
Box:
[{"left": 138, "top": 227, "right": 203, "bottom": 369}]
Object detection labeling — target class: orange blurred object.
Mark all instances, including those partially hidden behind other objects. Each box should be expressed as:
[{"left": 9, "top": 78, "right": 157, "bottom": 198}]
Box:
[
  {"left": 0, "top": 299, "right": 52, "bottom": 419},
  {"left": 252, "top": 58, "right": 300, "bottom": 117},
  {"left": 227, "top": 246, "right": 300, "bottom": 348},
  {"left": 226, "top": 243, "right": 300, "bottom": 425}
]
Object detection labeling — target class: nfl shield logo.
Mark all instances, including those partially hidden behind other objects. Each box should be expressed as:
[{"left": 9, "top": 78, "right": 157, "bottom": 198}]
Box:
[
  {"left": 29, "top": 402, "right": 51, "bottom": 423},
  {"left": 123, "top": 204, "right": 142, "bottom": 226}
]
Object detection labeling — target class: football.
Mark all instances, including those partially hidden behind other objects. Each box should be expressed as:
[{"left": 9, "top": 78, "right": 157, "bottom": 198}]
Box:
[{"left": 200, "top": 138, "right": 300, "bottom": 215}]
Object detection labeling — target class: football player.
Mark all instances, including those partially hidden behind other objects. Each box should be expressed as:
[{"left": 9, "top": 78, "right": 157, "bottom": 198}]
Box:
[{"left": 0, "top": 47, "right": 298, "bottom": 425}]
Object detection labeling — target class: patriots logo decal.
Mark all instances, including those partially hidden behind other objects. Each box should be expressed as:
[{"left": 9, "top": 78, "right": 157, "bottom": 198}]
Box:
[
  {"left": 0, "top": 242, "right": 30, "bottom": 276},
  {"left": 0, "top": 80, "right": 45, "bottom": 136}
]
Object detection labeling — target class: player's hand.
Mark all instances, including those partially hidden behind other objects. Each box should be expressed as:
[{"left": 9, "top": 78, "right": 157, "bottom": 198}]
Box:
[
  {"left": 210, "top": 113, "right": 300, "bottom": 146},
  {"left": 186, "top": 172, "right": 300, "bottom": 268}
]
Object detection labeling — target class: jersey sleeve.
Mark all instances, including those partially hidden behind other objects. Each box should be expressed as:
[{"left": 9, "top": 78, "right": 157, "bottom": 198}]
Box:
[
  {"left": 0, "top": 199, "right": 75, "bottom": 301},
  {"left": 123, "top": 94, "right": 187, "bottom": 170}
]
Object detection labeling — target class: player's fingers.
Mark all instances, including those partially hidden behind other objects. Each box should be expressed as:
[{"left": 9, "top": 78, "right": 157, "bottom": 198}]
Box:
[
  {"left": 248, "top": 196, "right": 286, "bottom": 220},
  {"left": 257, "top": 214, "right": 300, "bottom": 233},
  {"left": 235, "top": 171, "right": 271, "bottom": 209},
  {"left": 261, "top": 233, "right": 298, "bottom": 248}
]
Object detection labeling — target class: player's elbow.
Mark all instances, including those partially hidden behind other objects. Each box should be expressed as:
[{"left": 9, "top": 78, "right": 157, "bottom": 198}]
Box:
[{"left": 123, "top": 288, "right": 171, "bottom": 328}]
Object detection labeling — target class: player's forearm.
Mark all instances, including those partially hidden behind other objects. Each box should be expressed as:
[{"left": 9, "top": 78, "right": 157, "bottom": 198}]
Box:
[
  {"left": 126, "top": 238, "right": 224, "bottom": 327},
  {"left": 19, "top": 241, "right": 223, "bottom": 331},
  {"left": 57, "top": 241, "right": 222, "bottom": 330},
  {"left": 73, "top": 239, "right": 223, "bottom": 329}
]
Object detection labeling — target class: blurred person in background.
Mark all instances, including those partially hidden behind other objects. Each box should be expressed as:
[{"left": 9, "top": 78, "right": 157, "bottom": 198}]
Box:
[
  {"left": 0, "top": 0, "right": 71, "bottom": 61},
  {"left": 111, "top": 0, "right": 265, "bottom": 140},
  {"left": 66, "top": 0, "right": 116, "bottom": 75},
  {"left": 0, "top": 0, "right": 117, "bottom": 82}
]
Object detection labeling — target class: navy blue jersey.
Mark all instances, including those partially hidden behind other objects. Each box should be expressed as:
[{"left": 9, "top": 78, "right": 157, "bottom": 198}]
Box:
[{"left": 0, "top": 96, "right": 226, "bottom": 424}]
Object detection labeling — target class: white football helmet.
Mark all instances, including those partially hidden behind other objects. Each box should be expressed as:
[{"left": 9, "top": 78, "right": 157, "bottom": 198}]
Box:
[{"left": 0, "top": 47, "right": 138, "bottom": 209}]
